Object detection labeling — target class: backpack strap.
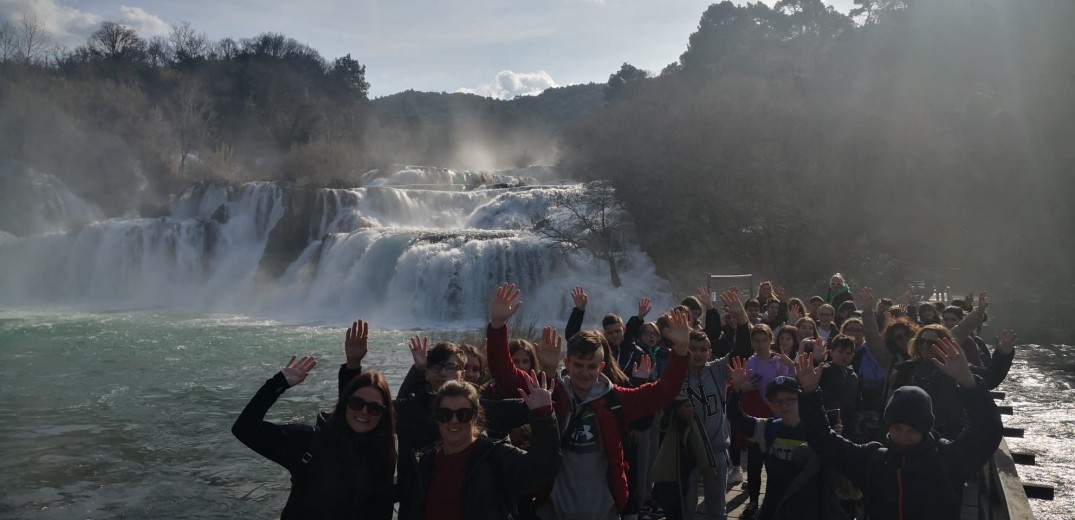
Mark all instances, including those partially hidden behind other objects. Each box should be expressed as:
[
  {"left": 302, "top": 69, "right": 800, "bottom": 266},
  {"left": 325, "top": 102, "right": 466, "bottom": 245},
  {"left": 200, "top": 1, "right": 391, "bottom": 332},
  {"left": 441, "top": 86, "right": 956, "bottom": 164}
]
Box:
[{"left": 602, "top": 389, "right": 626, "bottom": 430}]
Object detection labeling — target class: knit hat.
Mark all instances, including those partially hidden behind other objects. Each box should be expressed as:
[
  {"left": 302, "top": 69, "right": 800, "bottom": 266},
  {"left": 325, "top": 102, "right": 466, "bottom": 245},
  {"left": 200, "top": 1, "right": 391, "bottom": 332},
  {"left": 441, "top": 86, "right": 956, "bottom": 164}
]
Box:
[{"left": 883, "top": 386, "right": 935, "bottom": 435}]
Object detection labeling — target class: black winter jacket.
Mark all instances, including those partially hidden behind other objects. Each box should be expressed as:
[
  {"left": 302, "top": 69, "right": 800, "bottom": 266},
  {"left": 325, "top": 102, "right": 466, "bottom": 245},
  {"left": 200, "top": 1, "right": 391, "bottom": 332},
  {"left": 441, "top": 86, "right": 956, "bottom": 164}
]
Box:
[
  {"left": 344, "top": 364, "right": 533, "bottom": 488},
  {"left": 799, "top": 379, "right": 1002, "bottom": 520},
  {"left": 398, "top": 410, "right": 561, "bottom": 520},
  {"left": 231, "top": 372, "right": 394, "bottom": 520}
]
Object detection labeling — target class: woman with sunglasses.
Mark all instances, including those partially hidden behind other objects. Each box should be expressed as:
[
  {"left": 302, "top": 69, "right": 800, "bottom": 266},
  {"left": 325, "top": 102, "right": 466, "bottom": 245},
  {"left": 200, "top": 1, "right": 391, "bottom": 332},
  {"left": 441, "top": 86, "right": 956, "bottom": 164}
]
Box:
[
  {"left": 825, "top": 273, "right": 854, "bottom": 308},
  {"left": 232, "top": 353, "right": 397, "bottom": 520},
  {"left": 399, "top": 373, "right": 561, "bottom": 520},
  {"left": 889, "top": 326, "right": 1019, "bottom": 438}
]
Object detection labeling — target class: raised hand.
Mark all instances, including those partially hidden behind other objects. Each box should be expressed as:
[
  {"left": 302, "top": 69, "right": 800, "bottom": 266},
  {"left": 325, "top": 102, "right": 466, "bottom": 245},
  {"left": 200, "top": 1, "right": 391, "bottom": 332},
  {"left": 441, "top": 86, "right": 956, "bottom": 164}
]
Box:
[
  {"left": 776, "top": 351, "right": 796, "bottom": 368},
  {"left": 697, "top": 286, "right": 715, "bottom": 310},
  {"left": 638, "top": 297, "right": 652, "bottom": 320},
  {"left": 787, "top": 305, "right": 802, "bottom": 324},
  {"left": 282, "top": 355, "right": 318, "bottom": 387},
  {"left": 775, "top": 284, "right": 787, "bottom": 302},
  {"left": 859, "top": 287, "right": 875, "bottom": 306},
  {"left": 409, "top": 335, "right": 429, "bottom": 371},
  {"left": 631, "top": 355, "right": 654, "bottom": 380},
  {"left": 663, "top": 309, "right": 692, "bottom": 356},
  {"left": 491, "top": 282, "right": 523, "bottom": 329},
  {"left": 571, "top": 286, "right": 588, "bottom": 311},
  {"left": 727, "top": 356, "right": 753, "bottom": 390},
  {"left": 536, "top": 326, "right": 563, "bottom": 372},
  {"left": 344, "top": 319, "right": 369, "bottom": 369},
  {"left": 720, "top": 289, "right": 745, "bottom": 317},
  {"left": 995, "top": 329, "right": 1018, "bottom": 355},
  {"left": 931, "top": 337, "right": 976, "bottom": 387},
  {"left": 976, "top": 292, "right": 989, "bottom": 311},
  {"left": 795, "top": 352, "right": 824, "bottom": 393},
  {"left": 518, "top": 370, "right": 555, "bottom": 410}
]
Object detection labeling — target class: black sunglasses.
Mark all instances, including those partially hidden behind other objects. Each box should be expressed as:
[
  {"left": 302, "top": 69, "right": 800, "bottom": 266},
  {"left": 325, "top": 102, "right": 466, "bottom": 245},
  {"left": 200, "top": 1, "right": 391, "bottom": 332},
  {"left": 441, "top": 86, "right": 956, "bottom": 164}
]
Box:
[
  {"left": 434, "top": 407, "right": 476, "bottom": 423},
  {"left": 347, "top": 396, "right": 387, "bottom": 416}
]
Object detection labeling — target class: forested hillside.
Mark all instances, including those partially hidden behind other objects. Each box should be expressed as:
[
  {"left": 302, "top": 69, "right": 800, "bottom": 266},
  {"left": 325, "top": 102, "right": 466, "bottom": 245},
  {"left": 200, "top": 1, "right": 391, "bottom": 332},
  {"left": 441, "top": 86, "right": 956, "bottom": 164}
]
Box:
[
  {"left": 0, "top": 20, "right": 602, "bottom": 216},
  {"left": 559, "top": 0, "right": 1075, "bottom": 296}
]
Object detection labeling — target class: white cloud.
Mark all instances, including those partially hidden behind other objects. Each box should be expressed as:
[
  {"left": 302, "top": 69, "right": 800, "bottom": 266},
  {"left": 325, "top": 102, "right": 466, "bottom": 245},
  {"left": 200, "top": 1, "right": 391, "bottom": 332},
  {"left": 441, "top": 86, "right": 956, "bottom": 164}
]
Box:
[
  {"left": 0, "top": 0, "right": 101, "bottom": 46},
  {"left": 458, "top": 70, "right": 557, "bottom": 100},
  {"left": 118, "top": 5, "right": 170, "bottom": 37},
  {"left": 0, "top": 1, "right": 171, "bottom": 48}
]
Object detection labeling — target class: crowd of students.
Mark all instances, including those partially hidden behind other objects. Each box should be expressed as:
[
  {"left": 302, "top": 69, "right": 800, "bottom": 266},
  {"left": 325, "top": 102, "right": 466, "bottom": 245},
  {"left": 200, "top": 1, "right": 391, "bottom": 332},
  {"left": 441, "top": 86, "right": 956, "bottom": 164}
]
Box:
[{"left": 232, "top": 274, "right": 1014, "bottom": 519}]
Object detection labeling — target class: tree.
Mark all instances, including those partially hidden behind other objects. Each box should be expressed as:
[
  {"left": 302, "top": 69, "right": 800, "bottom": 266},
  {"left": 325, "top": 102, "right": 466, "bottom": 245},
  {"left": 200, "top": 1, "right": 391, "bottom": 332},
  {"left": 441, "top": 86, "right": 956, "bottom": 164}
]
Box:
[
  {"left": 532, "top": 181, "right": 630, "bottom": 288},
  {"left": 88, "top": 22, "right": 146, "bottom": 61},
  {"left": 603, "top": 63, "right": 648, "bottom": 104},
  {"left": 169, "top": 21, "right": 208, "bottom": 65},
  {"left": 171, "top": 79, "right": 214, "bottom": 176},
  {"left": 0, "top": 13, "right": 49, "bottom": 63},
  {"left": 329, "top": 53, "right": 370, "bottom": 101},
  {"left": 0, "top": 21, "right": 16, "bottom": 62}
]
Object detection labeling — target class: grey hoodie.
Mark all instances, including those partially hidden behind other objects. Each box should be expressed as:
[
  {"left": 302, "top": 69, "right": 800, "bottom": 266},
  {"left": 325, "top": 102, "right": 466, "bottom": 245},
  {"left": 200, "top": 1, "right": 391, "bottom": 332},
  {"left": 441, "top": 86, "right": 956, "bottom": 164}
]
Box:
[{"left": 539, "top": 373, "right": 618, "bottom": 520}]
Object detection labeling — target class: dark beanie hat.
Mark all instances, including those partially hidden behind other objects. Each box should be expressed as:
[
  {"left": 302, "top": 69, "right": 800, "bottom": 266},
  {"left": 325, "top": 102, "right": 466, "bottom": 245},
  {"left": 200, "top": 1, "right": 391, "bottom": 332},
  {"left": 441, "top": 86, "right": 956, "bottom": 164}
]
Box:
[{"left": 883, "top": 386, "right": 935, "bottom": 435}]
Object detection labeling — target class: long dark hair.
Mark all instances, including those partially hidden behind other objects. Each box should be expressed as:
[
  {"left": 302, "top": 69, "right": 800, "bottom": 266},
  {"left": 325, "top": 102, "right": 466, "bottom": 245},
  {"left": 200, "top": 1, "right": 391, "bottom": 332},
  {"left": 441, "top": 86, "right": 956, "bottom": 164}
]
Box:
[
  {"left": 329, "top": 370, "right": 397, "bottom": 470},
  {"left": 775, "top": 326, "right": 800, "bottom": 357}
]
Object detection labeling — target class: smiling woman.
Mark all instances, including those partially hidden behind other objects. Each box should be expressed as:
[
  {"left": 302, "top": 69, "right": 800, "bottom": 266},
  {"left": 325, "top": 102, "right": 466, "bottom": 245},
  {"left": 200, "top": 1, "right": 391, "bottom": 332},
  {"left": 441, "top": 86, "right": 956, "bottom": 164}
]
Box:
[
  {"left": 231, "top": 356, "right": 397, "bottom": 520},
  {"left": 398, "top": 374, "right": 561, "bottom": 520}
]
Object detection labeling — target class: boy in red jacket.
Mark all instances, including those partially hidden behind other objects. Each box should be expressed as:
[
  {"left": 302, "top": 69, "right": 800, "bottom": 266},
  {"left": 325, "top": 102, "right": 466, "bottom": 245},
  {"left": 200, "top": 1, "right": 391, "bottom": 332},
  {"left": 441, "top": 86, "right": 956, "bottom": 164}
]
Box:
[{"left": 486, "top": 283, "right": 692, "bottom": 520}]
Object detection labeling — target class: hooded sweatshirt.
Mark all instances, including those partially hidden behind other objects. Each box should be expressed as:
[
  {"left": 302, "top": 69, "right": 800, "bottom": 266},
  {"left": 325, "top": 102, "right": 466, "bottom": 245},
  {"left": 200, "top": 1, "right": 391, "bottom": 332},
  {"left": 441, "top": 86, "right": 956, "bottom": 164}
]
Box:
[
  {"left": 485, "top": 324, "right": 688, "bottom": 518},
  {"left": 548, "top": 374, "right": 618, "bottom": 520}
]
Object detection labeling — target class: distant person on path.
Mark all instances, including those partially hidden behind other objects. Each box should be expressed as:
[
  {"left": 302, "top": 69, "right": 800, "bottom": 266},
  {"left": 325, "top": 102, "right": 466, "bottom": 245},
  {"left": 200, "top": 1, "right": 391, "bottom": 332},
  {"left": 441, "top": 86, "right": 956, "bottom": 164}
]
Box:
[{"left": 825, "top": 273, "right": 854, "bottom": 309}]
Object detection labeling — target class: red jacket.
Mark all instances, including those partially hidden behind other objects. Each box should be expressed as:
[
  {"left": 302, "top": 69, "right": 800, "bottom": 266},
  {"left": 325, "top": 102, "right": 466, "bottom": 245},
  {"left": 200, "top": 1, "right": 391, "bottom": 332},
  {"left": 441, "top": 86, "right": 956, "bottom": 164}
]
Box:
[{"left": 486, "top": 324, "right": 688, "bottom": 511}]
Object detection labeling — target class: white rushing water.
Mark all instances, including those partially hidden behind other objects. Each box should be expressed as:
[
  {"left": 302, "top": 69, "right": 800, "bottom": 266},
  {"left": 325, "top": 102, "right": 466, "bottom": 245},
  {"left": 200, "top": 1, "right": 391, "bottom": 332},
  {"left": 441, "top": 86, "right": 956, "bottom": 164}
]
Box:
[
  {"left": 0, "top": 166, "right": 672, "bottom": 328},
  {"left": 0, "top": 167, "right": 104, "bottom": 237}
]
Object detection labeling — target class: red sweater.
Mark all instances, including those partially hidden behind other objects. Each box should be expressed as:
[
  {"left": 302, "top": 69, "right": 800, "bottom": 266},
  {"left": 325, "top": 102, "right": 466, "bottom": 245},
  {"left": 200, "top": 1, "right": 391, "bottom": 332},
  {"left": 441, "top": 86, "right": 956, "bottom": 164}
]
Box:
[
  {"left": 485, "top": 324, "right": 688, "bottom": 511},
  {"left": 424, "top": 444, "right": 474, "bottom": 520}
]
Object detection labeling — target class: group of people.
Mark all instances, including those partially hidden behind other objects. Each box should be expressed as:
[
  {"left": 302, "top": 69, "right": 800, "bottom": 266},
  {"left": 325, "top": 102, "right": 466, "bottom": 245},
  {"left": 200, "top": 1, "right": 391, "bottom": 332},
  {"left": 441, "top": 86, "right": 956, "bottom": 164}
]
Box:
[{"left": 232, "top": 274, "right": 1014, "bottom": 520}]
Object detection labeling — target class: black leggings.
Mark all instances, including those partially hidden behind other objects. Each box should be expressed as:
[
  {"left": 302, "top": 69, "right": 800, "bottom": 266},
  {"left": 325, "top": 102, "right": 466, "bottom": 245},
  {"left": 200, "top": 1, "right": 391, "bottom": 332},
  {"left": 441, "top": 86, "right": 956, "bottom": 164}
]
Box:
[
  {"left": 729, "top": 446, "right": 741, "bottom": 467},
  {"left": 747, "top": 444, "right": 764, "bottom": 503}
]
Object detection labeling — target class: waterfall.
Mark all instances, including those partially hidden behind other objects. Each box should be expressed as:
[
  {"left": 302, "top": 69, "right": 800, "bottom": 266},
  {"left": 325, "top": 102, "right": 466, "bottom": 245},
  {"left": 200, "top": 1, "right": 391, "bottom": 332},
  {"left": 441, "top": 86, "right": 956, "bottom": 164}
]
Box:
[
  {"left": 0, "top": 167, "right": 671, "bottom": 327},
  {"left": 0, "top": 167, "right": 104, "bottom": 237}
]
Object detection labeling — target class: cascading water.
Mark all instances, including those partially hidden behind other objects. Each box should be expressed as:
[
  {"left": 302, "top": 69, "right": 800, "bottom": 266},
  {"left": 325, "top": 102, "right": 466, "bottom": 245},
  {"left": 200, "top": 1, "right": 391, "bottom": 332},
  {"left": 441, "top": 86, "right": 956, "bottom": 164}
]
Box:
[
  {"left": 0, "top": 167, "right": 671, "bottom": 326},
  {"left": 0, "top": 166, "right": 104, "bottom": 237}
]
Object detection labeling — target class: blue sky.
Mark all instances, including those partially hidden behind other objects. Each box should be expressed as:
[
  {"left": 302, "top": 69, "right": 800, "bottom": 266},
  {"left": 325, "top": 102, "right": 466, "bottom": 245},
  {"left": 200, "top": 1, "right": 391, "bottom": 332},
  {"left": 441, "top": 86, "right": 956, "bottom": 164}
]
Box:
[{"left": 1, "top": 0, "right": 856, "bottom": 98}]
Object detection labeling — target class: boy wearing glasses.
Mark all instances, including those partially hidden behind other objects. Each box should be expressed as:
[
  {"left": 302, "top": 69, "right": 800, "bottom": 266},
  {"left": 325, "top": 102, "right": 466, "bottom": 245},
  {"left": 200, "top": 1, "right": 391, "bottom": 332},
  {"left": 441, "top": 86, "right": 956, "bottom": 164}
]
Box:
[{"left": 726, "top": 362, "right": 845, "bottom": 520}]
